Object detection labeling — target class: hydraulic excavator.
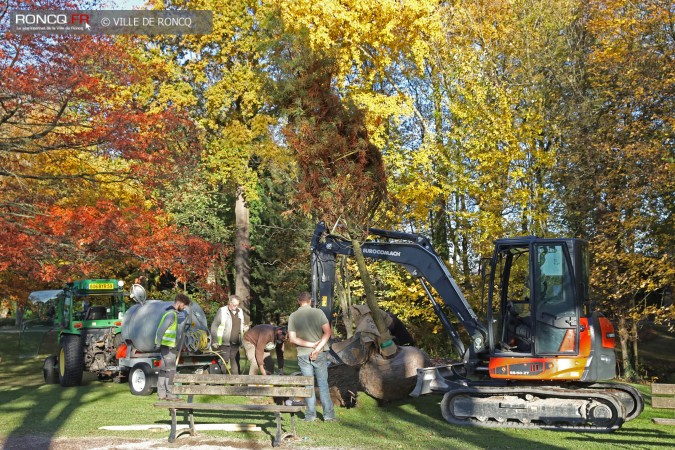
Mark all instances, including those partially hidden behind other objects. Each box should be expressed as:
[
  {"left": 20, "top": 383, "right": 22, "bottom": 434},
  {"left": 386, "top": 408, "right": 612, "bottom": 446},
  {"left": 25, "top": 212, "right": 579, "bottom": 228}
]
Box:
[{"left": 310, "top": 222, "right": 643, "bottom": 431}]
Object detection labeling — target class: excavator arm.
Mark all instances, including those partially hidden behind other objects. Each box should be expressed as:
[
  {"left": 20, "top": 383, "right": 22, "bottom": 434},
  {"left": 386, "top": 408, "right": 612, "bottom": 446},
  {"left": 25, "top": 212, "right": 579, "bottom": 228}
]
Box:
[{"left": 310, "top": 222, "right": 488, "bottom": 363}]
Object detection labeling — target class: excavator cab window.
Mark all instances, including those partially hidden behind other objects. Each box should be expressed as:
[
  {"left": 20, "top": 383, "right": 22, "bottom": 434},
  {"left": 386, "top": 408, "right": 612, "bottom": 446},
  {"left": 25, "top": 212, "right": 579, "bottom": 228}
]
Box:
[
  {"left": 498, "top": 250, "right": 533, "bottom": 353},
  {"left": 492, "top": 240, "right": 579, "bottom": 356},
  {"left": 533, "top": 244, "right": 577, "bottom": 354}
]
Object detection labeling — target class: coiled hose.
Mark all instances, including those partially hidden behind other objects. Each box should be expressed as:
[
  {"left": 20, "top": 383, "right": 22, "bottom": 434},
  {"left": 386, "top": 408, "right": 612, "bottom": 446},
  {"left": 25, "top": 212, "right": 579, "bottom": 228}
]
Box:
[
  {"left": 183, "top": 329, "right": 210, "bottom": 352},
  {"left": 181, "top": 329, "right": 233, "bottom": 374}
]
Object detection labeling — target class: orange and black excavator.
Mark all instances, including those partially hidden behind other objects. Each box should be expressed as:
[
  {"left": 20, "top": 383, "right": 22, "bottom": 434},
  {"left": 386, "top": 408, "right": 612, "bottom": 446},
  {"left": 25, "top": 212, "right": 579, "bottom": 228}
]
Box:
[{"left": 310, "top": 222, "right": 643, "bottom": 431}]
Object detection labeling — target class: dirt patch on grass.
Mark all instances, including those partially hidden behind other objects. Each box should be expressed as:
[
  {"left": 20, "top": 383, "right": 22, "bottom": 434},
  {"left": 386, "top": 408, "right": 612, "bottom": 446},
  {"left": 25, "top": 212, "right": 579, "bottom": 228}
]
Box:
[
  {"left": 0, "top": 435, "right": 346, "bottom": 450},
  {"left": 0, "top": 435, "right": 275, "bottom": 450}
]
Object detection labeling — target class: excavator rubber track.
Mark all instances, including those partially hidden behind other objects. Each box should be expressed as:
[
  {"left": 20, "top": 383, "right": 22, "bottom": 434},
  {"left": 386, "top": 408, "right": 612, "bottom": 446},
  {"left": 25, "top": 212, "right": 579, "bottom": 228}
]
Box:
[
  {"left": 440, "top": 385, "right": 626, "bottom": 432},
  {"left": 576, "top": 382, "right": 644, "bottom": 422}
]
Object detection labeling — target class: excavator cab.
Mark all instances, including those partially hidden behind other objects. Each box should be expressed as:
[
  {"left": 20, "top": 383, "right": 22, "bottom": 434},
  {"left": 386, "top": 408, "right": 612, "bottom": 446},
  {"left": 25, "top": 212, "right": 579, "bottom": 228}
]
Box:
[
  {"left": 486, "top": 237, "right": 619, "bottom": 382},
  {"left": 489, "top": 238, "right": 584, "bottom": 357}
]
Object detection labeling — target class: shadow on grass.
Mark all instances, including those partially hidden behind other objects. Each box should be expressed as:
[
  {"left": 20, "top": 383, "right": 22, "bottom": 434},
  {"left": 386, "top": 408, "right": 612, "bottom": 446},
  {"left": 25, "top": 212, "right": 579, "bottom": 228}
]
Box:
[
  {"left": 294, "top": 392, "right": 569, "bottom": 449},
  {"left": 0, "top": 328, "right": 113, "bottom": 449},
  {"left": 565, "top": 427, "right": 675, "bottom": 448},
  {"left": 0, "top": 382, "right": 113, "bottom": 449},
  {"left": 307, "top": 390, "right": 675, "bottom": 450}
]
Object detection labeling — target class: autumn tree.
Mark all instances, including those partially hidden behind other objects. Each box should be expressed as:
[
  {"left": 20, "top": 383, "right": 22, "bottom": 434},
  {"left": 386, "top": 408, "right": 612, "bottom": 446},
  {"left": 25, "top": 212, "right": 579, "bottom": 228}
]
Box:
[
  {"left": 274, "top": 0, "right": 446, "bottom": 351},
  {"left": 146, "top": 0, "right": 297, "bottom": 323},
  {"left": 554, "top": 0, "right": 675, "bottom": 379},
  {"left": 274, "top": 47, "right": 392, "bottom": 345},
  {"left": 0, "top": 0, "right": 218, "bottom": 315}
]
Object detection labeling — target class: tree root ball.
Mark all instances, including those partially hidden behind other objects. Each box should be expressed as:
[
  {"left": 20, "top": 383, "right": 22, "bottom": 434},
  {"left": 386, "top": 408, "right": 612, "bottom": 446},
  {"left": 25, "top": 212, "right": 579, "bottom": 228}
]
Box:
[
  {"left": 359, "top": 346, "right": 431, "bottom": 402},
  {"left": 328, "top": 364, "right": 362, "bottom": 408}
]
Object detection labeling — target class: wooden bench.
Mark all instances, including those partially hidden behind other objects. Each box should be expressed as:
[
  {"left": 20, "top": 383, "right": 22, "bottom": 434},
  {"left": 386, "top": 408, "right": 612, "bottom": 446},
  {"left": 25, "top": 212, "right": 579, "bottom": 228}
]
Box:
[
  {"left": 154, "top": 373, "right": 314, "bottom": 446},
  {"left": 651, "top": 383, "right": 675, "bottom": 425}
]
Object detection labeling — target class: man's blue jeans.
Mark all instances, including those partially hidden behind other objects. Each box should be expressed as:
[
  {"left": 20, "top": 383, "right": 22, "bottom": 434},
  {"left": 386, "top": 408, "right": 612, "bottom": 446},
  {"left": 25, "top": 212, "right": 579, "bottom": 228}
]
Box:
[{"left": 297, "top": 352, "right": 335, "bottom": 420}]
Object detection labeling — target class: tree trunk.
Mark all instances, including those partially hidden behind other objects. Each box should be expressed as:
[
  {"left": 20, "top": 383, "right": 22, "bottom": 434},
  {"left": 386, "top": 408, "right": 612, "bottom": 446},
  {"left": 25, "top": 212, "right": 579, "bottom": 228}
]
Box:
[
  {"left": 15, "top": 305, "right": 23, "bottom": 328},
  {"left": 630, "top": 294, "right": 639, "bottom": 374},
  {"left": 617, "top": 315, "right": 635, "bottom": 380},
  {"left": 351, "top": 238, "right": 395, "bottom": 356},
  {"left": 337, "top": 256, "right": 354, "bottom": 338},
  {"left": 631, "top": 318, "right": 639, "bottom": 375},
  {"left": 430, "top": 71, "right": 450, "bottom": 262},
  {"left": 234, "top": 187, "right": 251, "bottom": 324},
  {"left": 458, "top": 197, "right": 473, "bottom": 290},
  {"left": 431, "top": 195, "right": 449, "bottom": 261}
]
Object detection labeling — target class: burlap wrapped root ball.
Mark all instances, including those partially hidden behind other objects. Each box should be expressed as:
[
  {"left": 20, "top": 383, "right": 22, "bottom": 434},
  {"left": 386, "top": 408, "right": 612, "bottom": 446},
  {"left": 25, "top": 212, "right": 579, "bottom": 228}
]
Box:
[{"left": 359, "top": 346, "right": 430, "bottom": 402}]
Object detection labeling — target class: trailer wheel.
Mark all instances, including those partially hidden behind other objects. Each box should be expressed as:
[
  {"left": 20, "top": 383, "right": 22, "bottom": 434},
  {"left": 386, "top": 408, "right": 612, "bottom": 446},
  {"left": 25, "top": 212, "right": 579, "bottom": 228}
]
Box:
[
  {"left": 129, "top": 363, "right": 156, "bottom": 396},
  {"left": 59, "top": 334, "right": 84, "bottom": 387},
  {"left": 43, "top": 355, "right": 59, "bottom": 384}
]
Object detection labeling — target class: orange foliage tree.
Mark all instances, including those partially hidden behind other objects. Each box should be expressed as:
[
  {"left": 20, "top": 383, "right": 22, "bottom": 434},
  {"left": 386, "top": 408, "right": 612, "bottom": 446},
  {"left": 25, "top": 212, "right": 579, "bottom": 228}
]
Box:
[{"left": 0, "top": 1, "right": 223, "bottom": 312}]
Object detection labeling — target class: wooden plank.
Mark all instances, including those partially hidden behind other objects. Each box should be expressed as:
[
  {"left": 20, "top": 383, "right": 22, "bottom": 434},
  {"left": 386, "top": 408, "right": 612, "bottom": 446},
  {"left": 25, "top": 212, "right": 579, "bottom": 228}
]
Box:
[
  {"left": 172, "top": 385, "right": 313, "bottom": 398},
  {"left": 651, "top": 384, "right": 675, "bottom": 395},
  {"left": 174, "top": 373, "right": 313, "bottom": 386},
  {"left": 154, "top": 402, "right": 305, "bottom": 413},
  {"left": 652, "top": 397, "right": 675, "bottom": 409},
  {"left": 652, "top": 418, "right": 675, "bottom": 426}
]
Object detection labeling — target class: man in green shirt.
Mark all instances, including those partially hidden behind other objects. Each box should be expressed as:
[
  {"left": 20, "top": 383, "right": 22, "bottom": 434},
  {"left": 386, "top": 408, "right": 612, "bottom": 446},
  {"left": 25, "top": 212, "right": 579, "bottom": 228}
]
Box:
[{"left": 288, "top": 291, "right": 336, "bottom": 422}]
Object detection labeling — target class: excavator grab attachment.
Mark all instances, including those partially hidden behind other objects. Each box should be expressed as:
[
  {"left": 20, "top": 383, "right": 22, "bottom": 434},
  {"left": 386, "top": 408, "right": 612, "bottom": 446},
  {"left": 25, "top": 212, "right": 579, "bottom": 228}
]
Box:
[{"left": 329, "top": 333, "right": 371, "bottom": 366}]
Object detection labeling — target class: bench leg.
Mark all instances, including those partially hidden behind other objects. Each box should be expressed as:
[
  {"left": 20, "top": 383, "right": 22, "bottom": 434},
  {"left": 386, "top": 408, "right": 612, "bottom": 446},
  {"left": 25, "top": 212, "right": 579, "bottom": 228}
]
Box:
[
  {"left": 273, "top": 412, "right": 298, "bottom": 447},
  {"left": 169, "top": 408, "right": 177, "bottom": 443},
  {"left": 188, "top": 409, "right": 196, "bottom": 436},
  {"left": 187, "top": 395, "right": 196, "bottom": 436},
  {"left": 273, "top": 412, "right": 282, "bottom": 447}
]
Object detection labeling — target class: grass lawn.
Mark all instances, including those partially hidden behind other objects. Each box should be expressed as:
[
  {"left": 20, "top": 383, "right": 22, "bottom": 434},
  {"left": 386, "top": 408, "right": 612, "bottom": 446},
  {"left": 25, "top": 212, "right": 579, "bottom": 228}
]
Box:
[{"left": 1, "top": 327, "right": 674, "bottom": 449}]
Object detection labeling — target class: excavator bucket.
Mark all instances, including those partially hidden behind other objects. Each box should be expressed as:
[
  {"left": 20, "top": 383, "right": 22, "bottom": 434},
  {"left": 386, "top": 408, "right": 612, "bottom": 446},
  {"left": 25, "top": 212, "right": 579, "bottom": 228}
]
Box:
[{"left": 329, "top": 332, "right": 372, "bottom": 366}]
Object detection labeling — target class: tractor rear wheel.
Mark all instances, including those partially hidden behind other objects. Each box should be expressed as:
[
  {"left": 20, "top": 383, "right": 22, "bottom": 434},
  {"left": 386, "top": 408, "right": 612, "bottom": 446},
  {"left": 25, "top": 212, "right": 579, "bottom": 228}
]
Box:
[
  {"left": 43, "top": 355, "right": 59, "bottom": 384},
  {"left": 59, "top": 334, "right": 84, "bottom": 387}
]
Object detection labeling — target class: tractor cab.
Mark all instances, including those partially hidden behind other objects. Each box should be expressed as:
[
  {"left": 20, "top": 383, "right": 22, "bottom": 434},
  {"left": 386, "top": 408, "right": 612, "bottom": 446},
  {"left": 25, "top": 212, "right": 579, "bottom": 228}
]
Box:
[
  {"left": 53, "top": 279, "right": 127, "bottom": 386},
  {"left": 59, "top": 279, "right": 127, "bottom": 332}
]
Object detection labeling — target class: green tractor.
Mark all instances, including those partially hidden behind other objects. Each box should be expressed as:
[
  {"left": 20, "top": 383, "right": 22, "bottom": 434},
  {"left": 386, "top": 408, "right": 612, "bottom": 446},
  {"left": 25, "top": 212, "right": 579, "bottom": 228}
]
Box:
[{"left": 41, "top": 279, "right": 128, "bottom": 387}]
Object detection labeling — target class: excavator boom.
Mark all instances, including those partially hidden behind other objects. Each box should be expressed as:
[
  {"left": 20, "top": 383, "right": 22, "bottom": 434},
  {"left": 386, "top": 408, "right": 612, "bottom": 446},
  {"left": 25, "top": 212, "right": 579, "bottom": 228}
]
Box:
[{"left": 311, "top": 222, "right": 488, "bottom": 361}]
